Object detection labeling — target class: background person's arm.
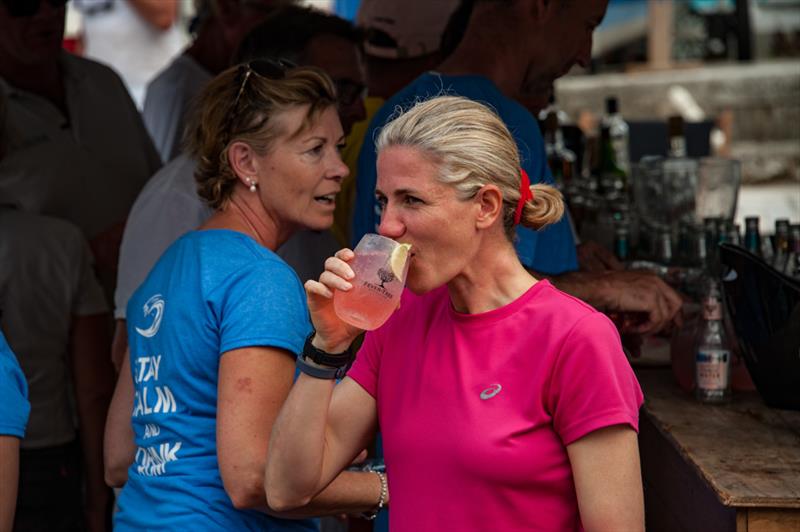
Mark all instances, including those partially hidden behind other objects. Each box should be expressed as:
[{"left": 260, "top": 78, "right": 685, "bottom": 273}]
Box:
[
  {"left": 127, "top": 0, "right": 179, "bottom": 31},
  {"left": 103, "top": 349, "right": 136, "bottom": 487},
  {"left": 218, "top": 346, "right": 382, "bottom": 517},
  {"left": 70, "top": 313, "right": 116, "bottom": 532},
  {"left": 0, "top": 436, "right": 20, "bottom": 532},
  {"left": 567, "top": 425, "right": 645, "bottom": 532},
  {"left": 110, "top": 320, "right": 128, "bottom": 374},
  {"left": 543, "top": 269, "right": 683, "bottom": 335}
]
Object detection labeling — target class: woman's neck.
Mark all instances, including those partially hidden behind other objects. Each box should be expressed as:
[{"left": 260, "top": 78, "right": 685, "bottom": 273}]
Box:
[
  {"left": 447, "top": 237, "right": 537, "bottom": 314},
  {"left": 202, "top": 187, "right": 288, "bottom": 251}
]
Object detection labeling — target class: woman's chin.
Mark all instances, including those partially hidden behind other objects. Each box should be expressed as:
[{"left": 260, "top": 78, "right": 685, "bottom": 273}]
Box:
[{"left": 300, "top": 215, "right": 334, "bottom": 233}]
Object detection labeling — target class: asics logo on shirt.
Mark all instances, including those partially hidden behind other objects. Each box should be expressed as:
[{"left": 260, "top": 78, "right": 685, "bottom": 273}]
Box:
[
  {"left": 480, "top": 383, "right": 503, "bottom": 400},
  {"left": 135, "top": 294, "right": 165, "bottom": 338}
]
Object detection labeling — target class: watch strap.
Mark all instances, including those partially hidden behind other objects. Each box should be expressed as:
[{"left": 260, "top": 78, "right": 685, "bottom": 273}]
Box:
[
  {"left": 296, "top": 354, "right": 350, "bottom": 380},
  {"left": 302, "top": 333, "right": 354, "bottom": 368}
]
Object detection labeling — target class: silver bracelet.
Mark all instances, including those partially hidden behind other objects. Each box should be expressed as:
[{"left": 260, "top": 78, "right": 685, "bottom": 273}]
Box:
[{"left": 361, "top": 470, "right": 387, "bottom": 520}]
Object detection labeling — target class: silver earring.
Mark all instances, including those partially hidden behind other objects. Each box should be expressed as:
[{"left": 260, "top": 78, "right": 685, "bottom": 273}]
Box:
[{"left": 247, "top": 178, "right": 257, "bottom": 192}]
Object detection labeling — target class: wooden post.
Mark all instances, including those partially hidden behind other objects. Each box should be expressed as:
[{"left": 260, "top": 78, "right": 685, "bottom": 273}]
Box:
[{"left": 648, "top": 0, "right": 673, "bottom": 69}]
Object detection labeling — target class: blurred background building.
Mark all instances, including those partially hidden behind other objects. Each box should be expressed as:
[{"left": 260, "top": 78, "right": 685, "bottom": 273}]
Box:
[{"left": 62, "top": 0, "right": 799, "bottom": 231}]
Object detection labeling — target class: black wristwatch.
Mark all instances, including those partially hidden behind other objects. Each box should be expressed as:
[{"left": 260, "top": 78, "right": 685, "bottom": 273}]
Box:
[{"left": 297, "top": 333, "right": 355, "bottom": 380}]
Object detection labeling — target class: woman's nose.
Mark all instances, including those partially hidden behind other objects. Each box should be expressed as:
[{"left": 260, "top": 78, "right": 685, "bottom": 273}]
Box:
[
  {"left": 327, "top": 152, "right": 350, "bottom": 182},
  {"left": 377, "top": 203, "right": 404, "bottom": 239}
]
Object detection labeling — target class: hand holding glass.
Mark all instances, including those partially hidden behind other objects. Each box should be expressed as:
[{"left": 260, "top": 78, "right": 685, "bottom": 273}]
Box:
[{"left": 334, "top": 234, "right": 411, "bottom": 330}]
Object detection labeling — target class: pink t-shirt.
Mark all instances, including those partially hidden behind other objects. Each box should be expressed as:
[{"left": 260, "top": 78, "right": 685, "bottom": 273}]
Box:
[{"left": 347, "top": 280, "right": 643, "bottom": 532}]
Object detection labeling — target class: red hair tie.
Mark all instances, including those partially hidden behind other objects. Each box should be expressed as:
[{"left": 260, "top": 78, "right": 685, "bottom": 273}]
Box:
[{"left": 513, "top": 169, "right": 534, "bottom": 225}]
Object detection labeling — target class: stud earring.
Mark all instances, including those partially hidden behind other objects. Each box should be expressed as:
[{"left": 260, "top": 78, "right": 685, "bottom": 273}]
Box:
[{"left": 247, "top": 178, "right": 257, "bottom": 192}]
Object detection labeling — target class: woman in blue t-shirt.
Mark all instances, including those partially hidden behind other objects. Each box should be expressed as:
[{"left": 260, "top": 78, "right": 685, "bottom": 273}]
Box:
[
  {"left": 0, "top": 329, "right": 30, "bottom": 531},
  {"left": 104, "top": 62, "right": 384, "bottom": 530}
]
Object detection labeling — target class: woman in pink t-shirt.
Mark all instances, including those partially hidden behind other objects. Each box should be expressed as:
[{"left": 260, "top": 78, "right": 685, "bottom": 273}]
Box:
[{"left": 266, "top": 96, "right": 645, "bottom": 531}]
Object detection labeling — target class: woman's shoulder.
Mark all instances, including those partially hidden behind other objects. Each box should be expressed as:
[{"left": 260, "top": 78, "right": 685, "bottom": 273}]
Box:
[
  {"left": 523, "top": 280, "right": 618, "bottom": 339},
  {"left": 163, "top": 230, "right": 302, "bottom": 290}
]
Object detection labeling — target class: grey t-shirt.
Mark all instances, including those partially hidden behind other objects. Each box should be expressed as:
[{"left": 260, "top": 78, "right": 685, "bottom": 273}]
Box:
[{"left": 0, "top": 209, "right": 108, "bottom": 449}]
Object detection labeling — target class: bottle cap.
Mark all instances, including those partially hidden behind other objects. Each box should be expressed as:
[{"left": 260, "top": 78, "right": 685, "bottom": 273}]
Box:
[
  {"left": 605, "top": 96, "right": 618, "bottom": 114},
  {"left": 668, "top": 115, "right": 684, "bottom": 137}
]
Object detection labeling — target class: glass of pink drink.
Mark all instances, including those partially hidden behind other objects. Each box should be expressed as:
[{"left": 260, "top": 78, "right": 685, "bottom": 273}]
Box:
[{"left": 334, "top": 234, "right": 411, "bottom": 330}]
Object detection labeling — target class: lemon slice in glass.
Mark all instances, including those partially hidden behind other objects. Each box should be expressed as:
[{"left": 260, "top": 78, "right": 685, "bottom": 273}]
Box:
[{"left": 389, "top": 243, "right": 412, "bottom": 279}]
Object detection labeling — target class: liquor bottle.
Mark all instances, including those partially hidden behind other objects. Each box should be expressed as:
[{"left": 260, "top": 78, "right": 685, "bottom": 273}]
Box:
[
  {"left": 703, "top": 217, "right": 720, "bottom": 274},
  {"left": 743, "top": 216, "right": 761, "bottom": 256},
  {"left": 601, "top": 96, "right": 631, "bottom": 176},
  {"left": 724, "top": 222, "right": 741, "bottom": 246},
  {"left": 598, "top": 126, "right": 628, "bottom": 198},
  {"left": 695, "top": 279, "right": 732, "bottom": 404},
  {"left": 772, "top": 219, "right": 790, "bottom": 271},
  {"left": 668, "top": 115, "right": 687, "bottom": 158},
  {"left": 538, "top": 93, "right": 570, "bottom": 126},
  {"left": 656, "top": 228, "right": 673, "bottom": 265},
  {"left": 543, "top": 111, "right": 576, "bottom": 191},
  {"left": 613, "top": 226, "right": 630, "bottom": 262},
  {"left": 786, "top": 224, "right": 800, "bottom": 278}
]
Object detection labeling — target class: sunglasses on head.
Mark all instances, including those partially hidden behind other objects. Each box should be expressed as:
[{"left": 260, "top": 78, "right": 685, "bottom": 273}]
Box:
[
  {"left": 3, "top": 0, "right": 68, "bottom": 18},
  {"left": 231, "top": 58, "right": 296, "bottom": 112}
]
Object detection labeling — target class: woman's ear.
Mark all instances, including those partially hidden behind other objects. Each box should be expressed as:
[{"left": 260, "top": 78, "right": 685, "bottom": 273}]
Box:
[
  {"left": 474, "top": 184, "right": 504, "bottom": 230},
  {"left": 227, "top": 141, "right": 258, "bottom": 188}
]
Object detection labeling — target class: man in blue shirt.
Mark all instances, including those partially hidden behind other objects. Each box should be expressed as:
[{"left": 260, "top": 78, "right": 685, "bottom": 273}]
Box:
[{"left": 354, "top": 0, "right": 682, "bottom": 335}]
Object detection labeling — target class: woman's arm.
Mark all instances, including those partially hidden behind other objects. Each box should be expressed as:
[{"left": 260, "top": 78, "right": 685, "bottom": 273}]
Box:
[
  {"left": 127, "top": 0, "right": 179, "bottom": 31},
  {"left": 218, "top": 346, "right": 381, "bottom": 516},
  {"left": 567, "top": 425, "right": 644, "bottom": 532},
  {"left": 266, "top": 370, "right": 380, "bottom": 512},
  {"left": 103, "top": 349, "right": 137, "bottom": 487},
  {"left": 0, "top": 436, "right": 20, "bottom": 532}
]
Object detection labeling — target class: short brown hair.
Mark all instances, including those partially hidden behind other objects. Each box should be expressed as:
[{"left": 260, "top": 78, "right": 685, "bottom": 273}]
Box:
[{"left": 186, "top": 64, "right": 336, "bottom": 209}]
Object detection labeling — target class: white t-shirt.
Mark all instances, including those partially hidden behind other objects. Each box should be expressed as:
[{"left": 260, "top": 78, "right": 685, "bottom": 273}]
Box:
[
  {"left": 79, "top": 0, "right": 187, "bottom": 108},
  {"left": 114, "top": 154, "right": 212, "bottom": 319},
  {"left": 114, "top": 155, "right": 341, "bottom": 319},
  {"left": 0, "top": 52, "right": 162, "bottom": 239},
  {"left": 0, "top": 209, "right": 108, "bottom": 449},
  {"left": 143, "top": 54, "right": 212, "bottom": 163}
]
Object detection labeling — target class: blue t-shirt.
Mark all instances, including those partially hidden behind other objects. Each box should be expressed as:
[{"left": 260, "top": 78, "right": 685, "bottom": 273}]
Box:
[
  {"left": 116, "top": 230, "right": 315, "bottom": 531},
  {"left": 0, "top": 330, "right": 30, "bottom": 439},
  {"left": 353, "top": 72, "right": 578, "bottom": 275}
]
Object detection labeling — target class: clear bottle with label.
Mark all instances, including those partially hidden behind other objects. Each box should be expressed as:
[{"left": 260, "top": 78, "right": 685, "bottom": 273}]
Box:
[
  {"left": 601, "top": 96, "right": 631, "bottom": 177},
  {"left": 786, "top": 224, "right": 800, "bottom": 278},
  {"left": 695, "top": 279, "right": 732, "bottom": 404},
  {"left": 668, "top": 115, "right": 687, "bottom": 158},
  {"left": 543, "top": 111, "right": 576, "bottom": 192},
  {"left": 772, "top": 219, "right": 791, "bottom": 271}
]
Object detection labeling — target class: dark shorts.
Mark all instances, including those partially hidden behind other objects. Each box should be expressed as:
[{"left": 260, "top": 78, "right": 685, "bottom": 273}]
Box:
[{"left": 15, "top": 439, "right": 84, "bottom": 532}]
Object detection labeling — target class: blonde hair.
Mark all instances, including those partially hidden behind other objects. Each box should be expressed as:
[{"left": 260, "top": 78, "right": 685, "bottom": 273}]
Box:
[
  {"left": 375, "top": 96, "right": 563, "bottom": 239},
  {"left": 186, "top": 64, "right": 336, "bottom": 209}
]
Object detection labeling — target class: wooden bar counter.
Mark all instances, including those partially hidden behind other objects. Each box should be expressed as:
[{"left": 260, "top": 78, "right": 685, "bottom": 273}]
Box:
[{"left": 636, "top": 368, "right": 800, "bottom": 532}]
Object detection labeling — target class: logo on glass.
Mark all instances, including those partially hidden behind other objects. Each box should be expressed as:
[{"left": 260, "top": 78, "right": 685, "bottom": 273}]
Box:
[{"left": 376, "top": 266, "right": 395, "bottom": 288}]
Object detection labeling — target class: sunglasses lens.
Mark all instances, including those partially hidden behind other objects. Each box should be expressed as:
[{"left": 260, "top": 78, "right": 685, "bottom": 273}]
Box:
[{"left": 249, "top": 58, "right": 295, "bottom": 80}]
